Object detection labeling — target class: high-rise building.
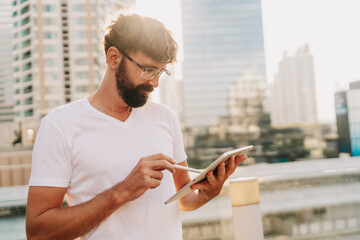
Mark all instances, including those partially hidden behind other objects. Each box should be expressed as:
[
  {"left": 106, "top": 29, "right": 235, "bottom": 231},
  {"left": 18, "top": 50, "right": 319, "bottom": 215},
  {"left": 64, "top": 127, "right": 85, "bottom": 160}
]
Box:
[
  {"left": 0, "top": 2, "right": 19, "bottom": 148},
  {"left": 0, "top": 2, "right": 14, "bottom": 123},
  {"left": 334, "top": 80, "right": 360, "bottom": 156},
  {"left": 9, "top": 0, "right": 134, "bottom": 145},
  {"left": 158, "top": 64, "right": 184, "bottom": 124},
  {"left": 269, "top": 44, "right": 318, "bottom": 126},
  {"left": 181, "top": 0, "right": 267, "bottom": 128},
  {"left": 347, "top": 80, "right": 360, "bottom": 156}
]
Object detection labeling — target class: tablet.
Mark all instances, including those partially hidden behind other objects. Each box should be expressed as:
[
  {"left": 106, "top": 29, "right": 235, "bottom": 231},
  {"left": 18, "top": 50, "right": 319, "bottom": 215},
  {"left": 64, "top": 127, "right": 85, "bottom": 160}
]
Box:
[{"left": 165, "top": 145, "right": 253, "bottom": 205}]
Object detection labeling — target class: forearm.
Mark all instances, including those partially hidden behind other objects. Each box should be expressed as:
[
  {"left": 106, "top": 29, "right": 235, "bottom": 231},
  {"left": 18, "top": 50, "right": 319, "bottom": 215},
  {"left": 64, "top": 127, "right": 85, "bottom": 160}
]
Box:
[
  {"left": 178, "top": 189, "right": 215, "bottom": 211},
  {"left": 26, "top": 184, "right": 128, "bottom": 240}
]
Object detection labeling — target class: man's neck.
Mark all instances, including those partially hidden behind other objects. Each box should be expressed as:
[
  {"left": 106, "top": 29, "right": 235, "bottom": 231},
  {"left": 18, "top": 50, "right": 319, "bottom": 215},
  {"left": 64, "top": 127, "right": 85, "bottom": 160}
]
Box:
[{"left": 88, "top": 80, "right": 132, "bottom": 122}]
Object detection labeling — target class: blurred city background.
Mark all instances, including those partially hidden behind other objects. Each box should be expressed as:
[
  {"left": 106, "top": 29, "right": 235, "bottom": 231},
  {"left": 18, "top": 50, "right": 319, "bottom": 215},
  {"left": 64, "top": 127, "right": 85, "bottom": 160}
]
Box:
[{"left": 1, "top": 0, "right": 360, "bottom": 239}]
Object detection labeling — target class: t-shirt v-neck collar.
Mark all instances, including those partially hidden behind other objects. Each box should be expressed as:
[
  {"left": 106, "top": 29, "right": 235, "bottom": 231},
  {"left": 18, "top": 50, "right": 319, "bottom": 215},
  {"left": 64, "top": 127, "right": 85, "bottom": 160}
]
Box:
[{"left": 83, "top": 97, "right": 137, "bottom": 127}]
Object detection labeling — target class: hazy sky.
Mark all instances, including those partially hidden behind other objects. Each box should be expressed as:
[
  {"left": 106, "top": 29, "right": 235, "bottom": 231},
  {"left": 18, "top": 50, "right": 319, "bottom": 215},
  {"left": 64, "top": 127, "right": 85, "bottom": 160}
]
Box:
[{"left": 136, "top": 0, "right": 360, "bottom": 123}]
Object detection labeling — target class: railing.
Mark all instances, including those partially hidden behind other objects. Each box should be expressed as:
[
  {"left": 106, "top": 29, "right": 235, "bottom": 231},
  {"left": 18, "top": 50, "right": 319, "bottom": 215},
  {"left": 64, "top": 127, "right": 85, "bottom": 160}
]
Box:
[
  {"left": 0, "top": 151, "right": 32, "bottom": 187},
  {"left": 1, "top": 151, "right": 360, "bottom": 239}
]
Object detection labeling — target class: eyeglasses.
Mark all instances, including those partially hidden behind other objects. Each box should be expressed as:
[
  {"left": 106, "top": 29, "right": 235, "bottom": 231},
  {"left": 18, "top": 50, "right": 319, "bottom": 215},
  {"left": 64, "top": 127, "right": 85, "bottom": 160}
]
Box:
[{"left": 122, "top": 53, "right": 171, "bottom": 81}]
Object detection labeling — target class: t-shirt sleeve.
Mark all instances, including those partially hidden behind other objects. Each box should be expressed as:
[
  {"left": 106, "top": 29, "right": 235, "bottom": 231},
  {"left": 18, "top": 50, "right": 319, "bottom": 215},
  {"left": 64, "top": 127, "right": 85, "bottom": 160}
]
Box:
[
  {"left": 170, "top": 113, "right": 187, "bottom": 164},
  {"left": 29, "top": 117, "right": 72, "bottom": 187}
]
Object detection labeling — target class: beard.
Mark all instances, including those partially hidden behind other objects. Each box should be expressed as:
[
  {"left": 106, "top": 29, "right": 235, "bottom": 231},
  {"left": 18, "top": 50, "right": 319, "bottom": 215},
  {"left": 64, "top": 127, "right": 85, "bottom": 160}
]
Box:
[{"left": 115, "top": 59, "right": 154, "bottom": 108}]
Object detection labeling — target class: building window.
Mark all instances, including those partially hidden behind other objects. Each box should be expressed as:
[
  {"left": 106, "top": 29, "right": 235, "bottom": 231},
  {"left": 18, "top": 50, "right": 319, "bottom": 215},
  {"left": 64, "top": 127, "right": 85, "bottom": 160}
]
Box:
[
  {"left": 24, "top": 97, "right": 33, "bottom": 105},
  {"left": 44, "top": 45, "right": 56, "bottom": 52},
  {"left": 24, "top": 85, "right": 32, "bottom": 94},
  {"left": 13, "top": 32, "right": 18, "bottom": 39},
  {"left": 93, "top": 44, "right": 100, "bottom": 53},
  {"left": 21, "top": 5, "right": 30, "bottom": 15},
  {"left": 24, "top": 109, "right": 33, "bottom": 117},
  {"left": 21, "top": 17, "right": 30, "bottom": 26},
  {"left": 43, "top": 5, "right": 55, "bottom": 12},
  {"left": 44, "top": 32, "right": 57, "bottom": 39},
  {"left": 23, "top": 62, "right": 32, "bottom": 71},
  {"left": 43, "top": 18, "right": 56, "bottom": 25},
  {"left": 45, "top": 86, "right": 60, "bottom": 94},
  {"left": 73, "top": 31, "right": 87, "bottom": 39},
  {"left": 73, "top": 4, "right": 85, "bottom": 11},
  {"left": 46, "top": 100, "right": 60, "bottom": 108},
  {"left": 75, "top": 58, "right": 88, "bottom": 66},
  {"left": 22, "top": 51, "right": 31, "bottom": 60},
  {"left": 75, "top": 72, "right": 89, "bottom": 79},
  {"left": 45, "top": 59, "right": 57, "bottom": 66},
  {"left": 24, "top": 74, "right": 32, "bottom": 82},
  {"left": 74, "top": 17, "right": 86, "bottom": 25},
  {"left": 12, "top": 11, "right": 18, "bottom": 17},
  {"left": 93, "top": 58, "right": 100, "bottom": 67},
  {"left": 12, "top": 0, "right": 17, "bottom": 6},
  {"left": 45, "top": 72, "right": 59, "bottom": 81},
  {"left": 76, "top": 85, "right": 89, "bottom": 93},
  {"left": 74, "top": 45, "right": 87, "bottom": 52},
  {"left": 92, "top": 31, "right": 98, "bottom": 39},
  {"left": 22, "top": 28, "right": 30, "bottom": 37},
  {"left": 22, "top": 39, "right": 31, "bottom": 48}
]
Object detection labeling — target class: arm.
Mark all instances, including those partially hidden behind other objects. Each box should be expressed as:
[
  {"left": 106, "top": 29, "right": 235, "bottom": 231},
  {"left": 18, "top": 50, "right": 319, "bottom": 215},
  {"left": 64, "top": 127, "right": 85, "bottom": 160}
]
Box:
[
  {"left": 173, "top": 154, "right": 248, "bottom": 211},
  {"left": 26, "top": 153, "right": 176, "bottom": 240}
]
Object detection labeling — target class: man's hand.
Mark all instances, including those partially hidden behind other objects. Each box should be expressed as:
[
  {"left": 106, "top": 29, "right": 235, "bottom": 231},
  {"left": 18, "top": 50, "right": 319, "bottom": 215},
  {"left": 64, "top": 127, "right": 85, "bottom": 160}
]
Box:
[
  {"left": 119, "top": 153, "right": 176, "bottom": 202},
  {"left": 190, "top": 154, "right": 248, "bottom": 201}
]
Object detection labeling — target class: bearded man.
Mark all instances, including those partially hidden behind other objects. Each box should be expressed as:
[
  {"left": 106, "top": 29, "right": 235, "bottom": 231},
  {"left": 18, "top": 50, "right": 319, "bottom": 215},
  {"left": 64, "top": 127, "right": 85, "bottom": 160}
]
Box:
[{"left": 26, "top": 13, "right": 247, "bottom": 240}]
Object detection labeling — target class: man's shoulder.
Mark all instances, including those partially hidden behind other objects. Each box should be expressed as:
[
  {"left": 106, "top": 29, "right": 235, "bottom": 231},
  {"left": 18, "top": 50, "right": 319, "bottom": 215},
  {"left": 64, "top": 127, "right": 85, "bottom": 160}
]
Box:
[
  {"left": 43, "top": 98, "right": 87, "bottom": 123},
  {"left": 143, "top": 101, "right": 176, "bottom": 116}
]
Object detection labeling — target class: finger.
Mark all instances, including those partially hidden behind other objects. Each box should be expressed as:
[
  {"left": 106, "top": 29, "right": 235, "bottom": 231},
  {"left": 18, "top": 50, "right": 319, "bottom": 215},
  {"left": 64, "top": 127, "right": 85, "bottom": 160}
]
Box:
[
  {"left": 149, "top": 159, "right": 176, "bottom": 174},
  {"left": 149, "top": 170, "right": 163, "bottom": 181},
  {"left": 235, "top": 154, "right": 248, "bottom": 165},
  {"left": 147, "top": 177, "right": 161, "bottom": 189},
  {"left": 146, "top": 153, "right": 177, "bottom": 165},
  {"left": 191, "top": 179, "right": 210, "bottom": 190},
  {"left": 207, "top": 171, "right": 217, "bottom": 185},
  {"left": 216, "top": 162, "right": 226, "bottom": 181},
  {"left": 225, "top": 156, "right": 235, "bottom": 173}
]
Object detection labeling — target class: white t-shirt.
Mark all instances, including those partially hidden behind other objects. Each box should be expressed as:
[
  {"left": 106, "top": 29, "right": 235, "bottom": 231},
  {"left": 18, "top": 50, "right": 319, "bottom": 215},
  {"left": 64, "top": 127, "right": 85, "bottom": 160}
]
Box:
[{"left": 29, "top": 98, "right": 187, "bottom": 240}]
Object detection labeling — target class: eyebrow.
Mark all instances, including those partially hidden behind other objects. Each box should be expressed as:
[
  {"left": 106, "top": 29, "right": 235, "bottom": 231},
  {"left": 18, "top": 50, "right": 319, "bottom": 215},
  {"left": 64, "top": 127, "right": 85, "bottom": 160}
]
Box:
[{"left": 142, "top": 64, "right": 159, "bottom": 69}]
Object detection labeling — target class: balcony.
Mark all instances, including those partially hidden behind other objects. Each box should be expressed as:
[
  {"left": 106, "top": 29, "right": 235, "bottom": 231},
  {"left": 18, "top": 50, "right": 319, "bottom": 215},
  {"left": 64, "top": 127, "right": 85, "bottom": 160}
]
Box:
[
  {"left": 23, "top": 86, "right": 32, "bottom": 94},
  {"left": 20, "top": 6, "right": 29, "bottom": 15}
]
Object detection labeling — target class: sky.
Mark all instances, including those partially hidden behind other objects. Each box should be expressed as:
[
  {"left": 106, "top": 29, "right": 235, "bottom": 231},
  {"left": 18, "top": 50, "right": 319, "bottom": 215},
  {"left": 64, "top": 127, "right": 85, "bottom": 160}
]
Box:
[{"left": 136, "top": 0, "right": 360, "bottom": 123}]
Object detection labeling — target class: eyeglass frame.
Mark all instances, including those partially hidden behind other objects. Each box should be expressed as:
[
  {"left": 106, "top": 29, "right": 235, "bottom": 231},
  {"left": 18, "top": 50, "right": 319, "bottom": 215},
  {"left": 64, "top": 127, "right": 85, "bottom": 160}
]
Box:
[{"left": 121, "top": 52, "right": 171, "bottom": 81}]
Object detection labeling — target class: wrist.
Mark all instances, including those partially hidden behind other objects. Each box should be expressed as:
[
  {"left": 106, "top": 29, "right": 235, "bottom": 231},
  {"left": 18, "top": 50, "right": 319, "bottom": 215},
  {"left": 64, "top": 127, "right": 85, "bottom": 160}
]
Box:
[{"left": 108, "top": 182, "right": 131, "bottom": 207}]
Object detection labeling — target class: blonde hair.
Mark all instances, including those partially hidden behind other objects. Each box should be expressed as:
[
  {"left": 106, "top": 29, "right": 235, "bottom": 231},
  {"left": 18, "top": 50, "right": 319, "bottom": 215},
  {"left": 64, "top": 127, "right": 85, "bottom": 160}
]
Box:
[{"left": 104, "top": 13, "right": 178, "bottom": 64}]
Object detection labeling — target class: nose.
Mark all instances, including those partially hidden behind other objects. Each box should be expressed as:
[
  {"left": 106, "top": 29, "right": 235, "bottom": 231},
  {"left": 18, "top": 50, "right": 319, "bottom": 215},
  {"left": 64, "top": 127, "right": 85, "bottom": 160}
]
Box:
[{"left": 148, "top": 75, "right": 160, "bottom": 88}]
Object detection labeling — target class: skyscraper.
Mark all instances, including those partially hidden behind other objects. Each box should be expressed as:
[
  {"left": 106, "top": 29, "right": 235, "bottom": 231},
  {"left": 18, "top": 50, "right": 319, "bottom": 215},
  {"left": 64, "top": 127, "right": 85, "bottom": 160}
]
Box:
[
  {"left": 0, "top": 2, "right": 14, "bottom": 123},
  {"left": 8, "top": 0, "right": 134, "bottom": 145},
  {"left": 181, "top": 0, "right": 267, "bottom": 128},
  {"left": 158, "top": 64, "right": 184, "bottom": 123},
  {"left": 347, "top": 80, "right": 360, "bottom": 156},
  {"left": 269, "top": 44, "right": 318, "bottom": 126}
]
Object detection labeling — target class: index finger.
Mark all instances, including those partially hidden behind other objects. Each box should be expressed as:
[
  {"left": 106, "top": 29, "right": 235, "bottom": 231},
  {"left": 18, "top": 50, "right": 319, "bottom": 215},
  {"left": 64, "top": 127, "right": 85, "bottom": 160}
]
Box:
[{"left": 146, "top": 153, "right": 177, "bottom": 165}]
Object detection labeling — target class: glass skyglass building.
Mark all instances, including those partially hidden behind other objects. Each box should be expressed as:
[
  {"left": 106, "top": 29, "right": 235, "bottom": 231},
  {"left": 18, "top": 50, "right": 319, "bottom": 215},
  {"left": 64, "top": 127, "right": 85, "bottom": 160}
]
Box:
[{"left": 181, "top": 0, "right": 267, "bottom": 127}]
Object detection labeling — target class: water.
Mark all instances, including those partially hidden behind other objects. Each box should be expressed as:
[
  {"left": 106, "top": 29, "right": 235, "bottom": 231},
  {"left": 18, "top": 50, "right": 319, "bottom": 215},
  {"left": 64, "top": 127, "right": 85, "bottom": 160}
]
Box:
[{"left": 0, "top": 216, "right": 26, "bottom": 240}]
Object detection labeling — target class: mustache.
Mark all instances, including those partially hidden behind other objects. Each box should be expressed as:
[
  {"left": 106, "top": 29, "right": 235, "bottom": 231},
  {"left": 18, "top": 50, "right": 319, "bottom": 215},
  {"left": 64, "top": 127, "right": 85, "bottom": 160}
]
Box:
[{"left": 135, "top": 84, "right": 154, "bottom": 93}]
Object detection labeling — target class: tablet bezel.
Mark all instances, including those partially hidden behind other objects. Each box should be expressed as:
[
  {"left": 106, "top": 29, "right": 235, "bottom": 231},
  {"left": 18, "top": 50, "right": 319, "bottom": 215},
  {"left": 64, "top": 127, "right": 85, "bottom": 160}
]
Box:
[{"left": 165, "top": 145, "right": 253, "bottom": 205}]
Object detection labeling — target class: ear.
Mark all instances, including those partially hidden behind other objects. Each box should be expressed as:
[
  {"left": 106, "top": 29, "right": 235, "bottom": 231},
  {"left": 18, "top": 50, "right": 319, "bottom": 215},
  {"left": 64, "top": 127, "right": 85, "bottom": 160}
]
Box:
[{"left": 106, "top": 46, "right": 122, "bottom": 70}]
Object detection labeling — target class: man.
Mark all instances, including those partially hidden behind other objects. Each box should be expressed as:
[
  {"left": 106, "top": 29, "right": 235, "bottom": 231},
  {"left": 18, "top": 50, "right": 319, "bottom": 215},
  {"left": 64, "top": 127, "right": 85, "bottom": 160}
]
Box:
[{"left": 26, "top": 13, "right": 247, "bottom": 240}]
